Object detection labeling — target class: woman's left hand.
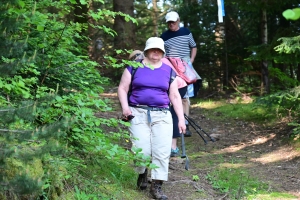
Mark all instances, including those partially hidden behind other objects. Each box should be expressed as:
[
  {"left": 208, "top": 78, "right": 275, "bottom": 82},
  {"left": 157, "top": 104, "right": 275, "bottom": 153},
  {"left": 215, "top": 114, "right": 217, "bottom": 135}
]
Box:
[{"left": 178, "top": 120, "right": 186, "bottom": 134}]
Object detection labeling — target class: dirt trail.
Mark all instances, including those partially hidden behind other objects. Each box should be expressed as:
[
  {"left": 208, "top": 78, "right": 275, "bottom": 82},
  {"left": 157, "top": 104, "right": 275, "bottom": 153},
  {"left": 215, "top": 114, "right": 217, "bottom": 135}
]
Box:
[{"left": 100, "top": 89, "right": 300, "bottom": 200}]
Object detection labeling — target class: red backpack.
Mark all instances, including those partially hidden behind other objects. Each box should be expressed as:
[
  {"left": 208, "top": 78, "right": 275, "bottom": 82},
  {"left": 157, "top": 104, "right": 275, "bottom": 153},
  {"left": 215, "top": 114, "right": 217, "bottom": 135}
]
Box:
[{"left": 166, "top": 57, "right": 198, "bottom": 85}]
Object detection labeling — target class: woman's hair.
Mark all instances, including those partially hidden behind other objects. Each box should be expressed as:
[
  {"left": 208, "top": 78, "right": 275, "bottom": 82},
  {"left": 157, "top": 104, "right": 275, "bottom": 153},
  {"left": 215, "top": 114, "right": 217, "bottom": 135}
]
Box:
[
  {"left": 129, "top": 50, "right": 144, "bottom": 60},
  {"left": 144, "top": 49, "right": 164, "bottom": 59}
]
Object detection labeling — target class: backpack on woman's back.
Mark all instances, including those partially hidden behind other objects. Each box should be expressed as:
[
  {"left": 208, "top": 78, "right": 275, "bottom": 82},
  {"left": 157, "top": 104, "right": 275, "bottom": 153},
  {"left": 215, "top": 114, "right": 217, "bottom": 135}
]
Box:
[{"left": 165, "top": 57, "right": 198, "bottom": 85}]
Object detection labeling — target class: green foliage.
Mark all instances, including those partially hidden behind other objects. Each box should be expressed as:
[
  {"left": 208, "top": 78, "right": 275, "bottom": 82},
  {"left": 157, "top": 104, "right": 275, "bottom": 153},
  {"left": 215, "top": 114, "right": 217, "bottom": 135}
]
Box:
[
  {"left": 131, "top": 146, "right": 156, "bottom": 169},
  {"left": 54, "top": 157, "right": 139, "bottom": 199},
  {"left": 206, "top": 168, "right": 268, "bottom": 199},
  {"left": 0, "top": 0, "right": 142, "bottom": 199},
  {"left": 192, "top": 175, "right": 200, "bottom": 182},
  {"left": 255, "top": 86, "right": 300, "bottom": 139},
  {"left": 200, "top": 99, "right": 277, "bottom": 124},
  {"left": 0, "top": 97, "right": 70, "bottom": 196},
  {"left": 288, "top": 122, "right": 300, "bottom": 139},
  {"left": 198, "top": 86, "right": 300, "bottom": 129},
  {"left": 269, "top": 67, "right": 299, "bottom": 89},
  {"left": 282, "top": 8, "right": 300, "bottom": 20},
  {"left": 74, "top": 185, "right": 98, "bottom": 200},
  {"left": 274, "top": 35, "right": 300, "bottom": 54},
  {"left": 255, "top": 86, "right": 300, "bottom": 115},
  {"left": 275, "top": 8, "right": 300, "bottom": 58}
]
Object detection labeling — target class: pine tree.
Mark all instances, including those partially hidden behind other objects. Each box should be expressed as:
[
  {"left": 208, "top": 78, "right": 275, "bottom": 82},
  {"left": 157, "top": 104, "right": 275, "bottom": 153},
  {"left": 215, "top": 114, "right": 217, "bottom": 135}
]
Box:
[{"left": 0, "top": 1, "right": 69, "bottom": 197}]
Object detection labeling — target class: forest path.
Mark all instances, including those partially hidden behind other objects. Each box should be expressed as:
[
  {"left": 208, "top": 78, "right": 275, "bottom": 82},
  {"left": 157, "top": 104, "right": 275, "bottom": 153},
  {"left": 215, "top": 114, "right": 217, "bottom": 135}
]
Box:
[{"left": 99, "top": 88, "right": 300, "bottom": 200}]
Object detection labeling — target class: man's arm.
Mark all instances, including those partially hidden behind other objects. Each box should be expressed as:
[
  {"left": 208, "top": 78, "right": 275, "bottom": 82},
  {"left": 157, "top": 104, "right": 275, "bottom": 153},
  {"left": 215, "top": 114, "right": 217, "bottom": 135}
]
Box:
[{"left": 190, "top": 47, "right": 197, "bottom": 64}]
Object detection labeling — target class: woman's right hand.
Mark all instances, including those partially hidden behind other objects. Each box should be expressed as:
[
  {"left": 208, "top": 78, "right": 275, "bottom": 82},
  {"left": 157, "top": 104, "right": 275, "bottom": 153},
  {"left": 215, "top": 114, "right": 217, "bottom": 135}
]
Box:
[
  {"left": 122, "top": 107, "right": 132, "bottom": 117},
  {"left": 121, "top": 107, "right": 134, "bottom": 122}
]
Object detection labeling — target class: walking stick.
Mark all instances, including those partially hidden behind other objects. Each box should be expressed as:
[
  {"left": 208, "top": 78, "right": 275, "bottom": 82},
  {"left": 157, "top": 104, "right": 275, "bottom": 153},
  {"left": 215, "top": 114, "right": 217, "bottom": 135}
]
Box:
[{"left": 181, "top": 133, "right": 189, "bottom": 170}]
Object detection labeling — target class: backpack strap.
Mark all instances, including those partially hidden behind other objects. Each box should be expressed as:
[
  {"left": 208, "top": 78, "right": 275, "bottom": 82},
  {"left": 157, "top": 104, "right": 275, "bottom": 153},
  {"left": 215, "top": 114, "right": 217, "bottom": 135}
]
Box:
[
  {"left": 127, "top": 59, "right": 144, "bottom": 101},
  {"left": 168, "top": 68, "right": 176, "bottom": 94},
  {"left": 128, "top": 67, "right": 139, "bottom": 102}
]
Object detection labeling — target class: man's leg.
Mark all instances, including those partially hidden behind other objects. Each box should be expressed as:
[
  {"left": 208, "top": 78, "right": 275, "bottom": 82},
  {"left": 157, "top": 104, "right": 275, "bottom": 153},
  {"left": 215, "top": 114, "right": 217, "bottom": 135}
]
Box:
[{"left": 193, "top": 79, "right": 202, "bottom": 98}]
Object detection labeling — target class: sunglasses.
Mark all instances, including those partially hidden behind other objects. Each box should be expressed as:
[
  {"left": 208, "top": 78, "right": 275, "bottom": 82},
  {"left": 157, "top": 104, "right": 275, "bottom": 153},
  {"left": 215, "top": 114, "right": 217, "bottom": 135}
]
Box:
[
  {"left": 167, "top": 21, "right": 177, "bottom": 24},
  {"left": 121, "top": 114, "right": 135, "bottom": 122}
]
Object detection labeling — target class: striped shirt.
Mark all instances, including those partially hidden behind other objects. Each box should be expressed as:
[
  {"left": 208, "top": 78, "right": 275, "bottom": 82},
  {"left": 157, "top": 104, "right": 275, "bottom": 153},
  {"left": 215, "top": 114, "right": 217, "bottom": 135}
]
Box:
[{"left": 160, "top": 27, "right": 196, "bottom": 58}]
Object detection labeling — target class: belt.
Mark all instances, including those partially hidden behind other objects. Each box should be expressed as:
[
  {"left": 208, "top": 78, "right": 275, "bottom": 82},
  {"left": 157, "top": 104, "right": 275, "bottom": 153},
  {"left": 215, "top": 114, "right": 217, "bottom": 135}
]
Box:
[{"left": 130, "top": 105, "right": 169, "bottom": 123}]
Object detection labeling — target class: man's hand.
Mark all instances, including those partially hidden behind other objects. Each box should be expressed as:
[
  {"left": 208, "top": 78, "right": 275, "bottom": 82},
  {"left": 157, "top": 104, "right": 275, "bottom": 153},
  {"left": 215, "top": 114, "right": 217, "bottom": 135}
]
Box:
[{"left": 190, "top": 57, "right": 194, "bottom": 63}]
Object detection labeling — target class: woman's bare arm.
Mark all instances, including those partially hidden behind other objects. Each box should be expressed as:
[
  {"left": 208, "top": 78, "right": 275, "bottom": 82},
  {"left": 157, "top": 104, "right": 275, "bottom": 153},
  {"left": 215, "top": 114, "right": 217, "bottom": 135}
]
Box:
[
  {"left": 169, "top": 77, "right": 186, "bottom": 134},
  {"left": 117, "top": 69, "right": 132, "bottom": 116}
]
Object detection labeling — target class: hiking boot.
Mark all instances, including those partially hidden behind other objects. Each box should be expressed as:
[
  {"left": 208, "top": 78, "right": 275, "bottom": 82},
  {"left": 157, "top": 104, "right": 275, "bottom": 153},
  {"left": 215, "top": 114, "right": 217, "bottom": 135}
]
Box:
[
  {"left": 170, "top": 147, "right": 179, "bottom": 157},
  {"left": 184, "top": 125, "right": 192, "bottom": 137},
  {"left": 150, "top": 180, "right": 168, "bottom": 199},
  {"left": 137, "top": 168, "right": 148, "bottom": 190}
]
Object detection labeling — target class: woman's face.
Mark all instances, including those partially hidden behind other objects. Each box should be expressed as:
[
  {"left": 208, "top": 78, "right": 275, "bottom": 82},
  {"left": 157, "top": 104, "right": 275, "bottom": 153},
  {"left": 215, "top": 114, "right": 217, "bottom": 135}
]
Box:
[{"left": 146, "top": 48, "right": 164, "bottom": 60}]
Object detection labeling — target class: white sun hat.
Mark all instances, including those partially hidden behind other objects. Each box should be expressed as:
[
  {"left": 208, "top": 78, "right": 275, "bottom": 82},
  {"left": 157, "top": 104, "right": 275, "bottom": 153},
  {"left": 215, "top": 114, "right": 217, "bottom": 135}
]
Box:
[
  {"left": 144, "top": 37, "right": 165, "bottom": 53},
  {"left": 165, "top": 11, "right": 179, "bottom": 22}
]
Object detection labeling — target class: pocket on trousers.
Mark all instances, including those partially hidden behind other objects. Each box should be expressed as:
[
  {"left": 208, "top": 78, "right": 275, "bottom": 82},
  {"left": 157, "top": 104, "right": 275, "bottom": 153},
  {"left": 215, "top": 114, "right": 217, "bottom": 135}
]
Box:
[
  {"left": 156, "top": 111, "right": 172, "bottom": 124},
  {"left": 130, "top": 107, "right": 147, "bottom": 125}
]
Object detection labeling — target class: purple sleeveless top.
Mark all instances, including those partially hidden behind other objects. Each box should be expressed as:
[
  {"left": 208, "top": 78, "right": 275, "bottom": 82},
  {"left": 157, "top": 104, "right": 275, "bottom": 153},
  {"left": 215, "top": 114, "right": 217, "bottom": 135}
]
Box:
[{"left": 127, "top": 62, "right": 172, "bottom": 108}]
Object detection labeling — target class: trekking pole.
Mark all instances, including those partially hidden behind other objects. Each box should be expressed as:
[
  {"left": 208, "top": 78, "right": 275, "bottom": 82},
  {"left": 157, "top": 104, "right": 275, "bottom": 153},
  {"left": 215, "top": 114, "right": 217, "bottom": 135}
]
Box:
[
  {"left": 180, "top": 133, "right": 189, "bottom": 170},
  {"left": 184, "top": 114, "right": 207, "bottom": 144},
  {"left": 184, "top": 114, "right": 208, "bottom": 144},
  {"left": 189, "top": 116, "right": 216, "bottom": 142},
  {"left": 184, "top": 114, "right": 216, "bottom": 143}
]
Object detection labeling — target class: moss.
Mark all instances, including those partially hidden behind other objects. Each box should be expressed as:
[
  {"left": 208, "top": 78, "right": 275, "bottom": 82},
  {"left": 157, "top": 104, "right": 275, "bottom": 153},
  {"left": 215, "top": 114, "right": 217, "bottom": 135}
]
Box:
[
  {"left": 4, "top": 158, "right": 44, "bottom": 180},
  {"left": 0, "top": 193, "right": 6, "bottom": 200},
  {"left": 4, "top": 158, "right": 23, "bottom": 179}
]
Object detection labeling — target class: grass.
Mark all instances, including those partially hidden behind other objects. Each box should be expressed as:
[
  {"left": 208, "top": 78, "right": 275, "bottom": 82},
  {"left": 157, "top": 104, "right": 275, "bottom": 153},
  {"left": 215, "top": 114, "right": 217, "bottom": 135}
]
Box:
[
  {"left": 247, "top": 192, "right": 298, "bottom": 200},
  {"left": 206, "top": 167, "right": 269, "bottom": 199},
  {"left": 191, "top": 97, "right": 290, "bottom": 125},
  {"left": 191, "top": 151, "right": 299, "bottom": 200},
  {"left": 189, "top": 96, "right": 300, "bottom": 199},
  {"left": 59, "top": 158, "right": 148, "bottom": 200},
  {"left": 206, "top": 167, "right": 298, "bottom": 200}
]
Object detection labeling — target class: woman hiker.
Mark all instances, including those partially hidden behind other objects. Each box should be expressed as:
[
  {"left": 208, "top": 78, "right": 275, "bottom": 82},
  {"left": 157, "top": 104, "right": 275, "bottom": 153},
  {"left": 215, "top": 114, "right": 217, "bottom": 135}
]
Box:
[{"left": 118, "top": 37, "right": 186, "bottom": 199}]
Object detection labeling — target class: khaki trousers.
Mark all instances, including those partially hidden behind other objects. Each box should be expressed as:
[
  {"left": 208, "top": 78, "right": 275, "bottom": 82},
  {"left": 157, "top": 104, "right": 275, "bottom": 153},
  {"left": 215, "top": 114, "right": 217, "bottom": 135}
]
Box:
[{"left": 129, "top": 107, "right": 173, "bottom": 181}]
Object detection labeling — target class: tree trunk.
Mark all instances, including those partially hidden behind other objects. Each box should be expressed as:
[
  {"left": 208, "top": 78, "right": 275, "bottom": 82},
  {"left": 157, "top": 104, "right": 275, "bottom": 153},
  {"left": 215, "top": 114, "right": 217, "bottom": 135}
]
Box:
[
  {"left": 215, "top": 22, "right": 225, "bottom": 92},
  {"left": 151, "top": 0, "right": 159, "bottom": 36},
  {"left": 87, "top": 1, "right": 102, "bottom": 63},
  {"left": 261, "top": 8, "right": 270, "bottom": 94},
  {"left": 113, "top": 0, "right": 135, "bottom": 50}
]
